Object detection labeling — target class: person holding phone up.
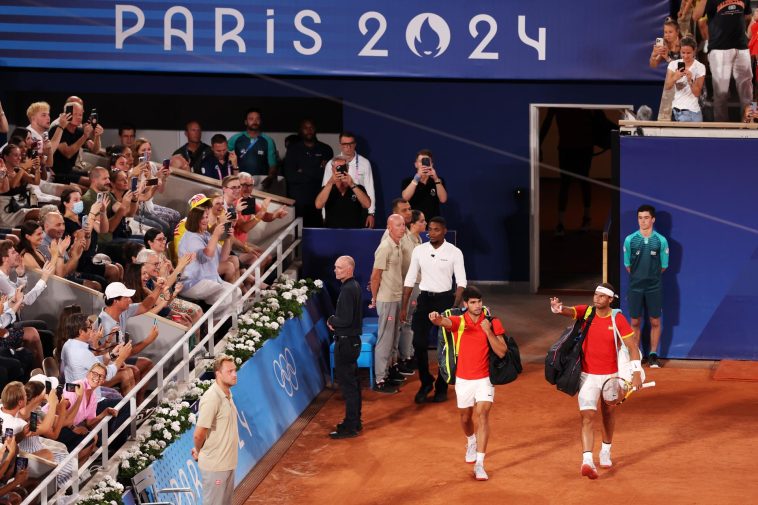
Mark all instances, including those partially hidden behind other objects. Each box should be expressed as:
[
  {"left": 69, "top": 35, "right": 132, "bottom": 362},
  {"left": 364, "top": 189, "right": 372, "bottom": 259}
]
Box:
[
  {"left": 401, "top": 149, "right": 448, "bottom": 221},
  {"left": 664, "top": 37, "right": 706, "bottom": 122},
  {"left": 315, "top": 156, "right": 371, "bottom": 229}
]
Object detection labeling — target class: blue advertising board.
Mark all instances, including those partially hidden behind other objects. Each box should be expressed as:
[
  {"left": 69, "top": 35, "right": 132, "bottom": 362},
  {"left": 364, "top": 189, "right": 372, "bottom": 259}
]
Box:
[
  {"left": 0, "top": 1, "right": 667, "bottom": 80},
  {"left": 148, "top": 295, "right": 330, "bottom": 503},
  {"left": 619, "top": 136, "right": 758, "bottom": 360}
]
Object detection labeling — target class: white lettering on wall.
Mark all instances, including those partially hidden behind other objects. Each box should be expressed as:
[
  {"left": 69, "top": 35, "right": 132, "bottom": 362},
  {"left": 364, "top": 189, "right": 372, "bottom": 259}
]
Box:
[
  {"left": 293, "top": 10, "right": 322, "bottom": 55},
  {"left": 215, "top": 8, "right": 246, "bottom": 52},
  {"left": 164, "top": 6, "right": 193, "bottom": 51},
  {"left": 267, "top": 9, "right": 275, "bottom": 54},
  {"left": 115, "top": 5, "right": 144, "bottom": 49},
  {"left": 517, "top": 15, "right": 546, "bottom": 61}
]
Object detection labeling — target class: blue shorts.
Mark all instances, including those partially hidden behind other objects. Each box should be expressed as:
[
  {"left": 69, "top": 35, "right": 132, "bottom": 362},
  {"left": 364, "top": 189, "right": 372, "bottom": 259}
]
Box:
[{"left": 628, "top": 288, "right": 662, "bottom": 318}]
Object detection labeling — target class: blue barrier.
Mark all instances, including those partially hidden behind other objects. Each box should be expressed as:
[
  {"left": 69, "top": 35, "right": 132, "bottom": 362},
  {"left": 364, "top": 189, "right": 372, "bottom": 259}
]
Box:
[
  {"left": 148, "top": 294, "right": 332, "bottom": 503},
  {"left": 619, "top": 136, "right": 758, "bottom": 360}
]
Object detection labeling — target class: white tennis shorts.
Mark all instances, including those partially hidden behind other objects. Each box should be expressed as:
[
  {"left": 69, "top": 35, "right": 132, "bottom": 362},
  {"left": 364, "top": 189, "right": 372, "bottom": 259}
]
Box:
[
  {"left": 578, "top": 372, "right": 616, "bottom": 411},
  {"left": 455, "top": 377, "right": 494, "bottom": 408}
]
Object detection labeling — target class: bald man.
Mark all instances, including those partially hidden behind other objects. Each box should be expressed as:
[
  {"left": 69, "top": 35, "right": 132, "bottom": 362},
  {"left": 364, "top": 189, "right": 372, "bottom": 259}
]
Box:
[
  {"left": 328, "top": 255, "right": 364, "bottom": 439},
  {"left": 369, "top": 214, "right": 407, "bottom": 394}
]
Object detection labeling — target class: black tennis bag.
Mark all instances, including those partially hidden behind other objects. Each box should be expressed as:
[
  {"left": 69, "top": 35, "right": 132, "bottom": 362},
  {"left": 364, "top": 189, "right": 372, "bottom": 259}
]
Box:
[
  {"left": 545, "top": 307, "right": 595, "bottom": 396},
  {"left": 487, "top": 333, "right": 522, "bottom": 385}
]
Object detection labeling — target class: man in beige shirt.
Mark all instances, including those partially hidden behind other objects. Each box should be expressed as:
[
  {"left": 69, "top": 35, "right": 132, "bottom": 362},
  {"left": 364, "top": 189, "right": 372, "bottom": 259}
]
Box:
[
  {"left": 370, "top": 214, "right": 407, "bottom": 393},
  {"left": 192, "top": 355, "right": 239, "bottom": 505}
]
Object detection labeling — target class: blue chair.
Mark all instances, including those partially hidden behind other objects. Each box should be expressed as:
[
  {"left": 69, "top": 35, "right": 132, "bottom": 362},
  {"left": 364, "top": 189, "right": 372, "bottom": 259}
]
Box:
[
  {"left": 362, "top": 317, "right": 379, "bottom": 336},
  {"left": 330, "top": 333, "right": 376, "bottom": 386}
]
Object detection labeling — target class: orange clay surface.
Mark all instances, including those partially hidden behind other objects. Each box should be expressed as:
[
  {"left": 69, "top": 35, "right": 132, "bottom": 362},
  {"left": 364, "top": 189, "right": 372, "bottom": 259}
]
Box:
[{"left": 244, "top": 363, "right": 758, "bottom": 505}]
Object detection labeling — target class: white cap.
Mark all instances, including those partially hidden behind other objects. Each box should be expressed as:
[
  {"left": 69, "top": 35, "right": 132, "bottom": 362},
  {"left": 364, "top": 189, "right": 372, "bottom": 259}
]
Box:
[
  {"left": 28, "top": 374, "right": 59, "bottom": 391},
  {"left": 105, "top": 282, "right": 136, "bottom": 300}
]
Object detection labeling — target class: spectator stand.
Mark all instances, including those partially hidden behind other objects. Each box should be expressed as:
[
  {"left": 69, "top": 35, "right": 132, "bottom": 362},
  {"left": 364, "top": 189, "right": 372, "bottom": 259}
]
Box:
[{"left": 21, "top": 218, "right": 305, "bottom": 505}]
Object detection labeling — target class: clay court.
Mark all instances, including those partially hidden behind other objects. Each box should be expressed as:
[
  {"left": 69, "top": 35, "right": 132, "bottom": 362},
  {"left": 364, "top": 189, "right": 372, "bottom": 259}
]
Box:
[{"left": 239, "top": 292, "right": 758, "bottom": 505}]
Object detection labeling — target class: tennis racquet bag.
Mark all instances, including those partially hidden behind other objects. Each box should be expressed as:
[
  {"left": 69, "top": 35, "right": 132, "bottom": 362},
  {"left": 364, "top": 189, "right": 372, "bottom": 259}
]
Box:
[
  {"left": 545, "top": 307, "right": 596, "bottom": 396},
  {"left": 488, "top": 334, "right": 522, "bottom": 385}
]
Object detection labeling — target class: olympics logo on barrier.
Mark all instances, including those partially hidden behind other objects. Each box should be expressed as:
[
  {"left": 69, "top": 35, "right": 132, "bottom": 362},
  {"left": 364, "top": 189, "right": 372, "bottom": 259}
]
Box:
[{"left": 273, "top": 348, "right": 298, "bottom": 397}]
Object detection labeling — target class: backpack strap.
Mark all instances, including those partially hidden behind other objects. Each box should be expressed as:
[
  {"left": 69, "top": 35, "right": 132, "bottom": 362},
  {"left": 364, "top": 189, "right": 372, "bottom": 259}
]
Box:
[{"left": 610, "top": 308, "right": 628, "bottom": 355}]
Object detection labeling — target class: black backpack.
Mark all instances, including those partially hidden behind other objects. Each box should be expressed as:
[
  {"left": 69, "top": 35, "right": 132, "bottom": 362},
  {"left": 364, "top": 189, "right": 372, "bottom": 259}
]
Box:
[
  {"left": 545, "top": 307, "right": 595, "bottom": 396},
  {"left": 487, "top": 333, "right": 522, "bottom": 385}
]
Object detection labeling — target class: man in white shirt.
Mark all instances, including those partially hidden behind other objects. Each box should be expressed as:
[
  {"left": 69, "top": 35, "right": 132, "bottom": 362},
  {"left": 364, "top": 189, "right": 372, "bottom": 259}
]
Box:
[
  {"left": 401, "top": 216, "right": 466, "bottom": 404},
  {"left": 322, "top": 131, "right": 376, "bottom": 228}
]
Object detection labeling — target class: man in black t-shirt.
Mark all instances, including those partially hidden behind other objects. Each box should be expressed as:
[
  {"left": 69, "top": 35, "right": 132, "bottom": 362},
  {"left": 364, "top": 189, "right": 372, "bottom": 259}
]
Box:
[
  {"left": 315, "top": 157, "right": 371, "bottom": 229},
  {"left": 284, "top": 119, "right": 334, "bottom": 227},
  {"left": 49, "top": 102, "right": 102, "bottom": 185},
  {"left": 173, "top": 120, "right": 212, "bottom": 173},
  {"left": 695, "top": 0, "right": 753, "bottom": 121},
  {"left": 400, "top": 149, "right": 447, "bottom": 220}
]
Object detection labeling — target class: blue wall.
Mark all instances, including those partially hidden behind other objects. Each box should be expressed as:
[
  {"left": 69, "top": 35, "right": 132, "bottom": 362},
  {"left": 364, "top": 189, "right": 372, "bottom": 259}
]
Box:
[
  {"left": 2, "top": 70, "right": 663, "bottom": 280},
  {"left": 619, "top": 136, "right": 758, "bottom": 360}
]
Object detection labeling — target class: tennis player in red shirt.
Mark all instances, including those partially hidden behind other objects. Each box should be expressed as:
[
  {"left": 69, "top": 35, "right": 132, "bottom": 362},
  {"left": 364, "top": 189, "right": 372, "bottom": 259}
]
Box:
[
  {"left": 429, "top": 286, "right": 507, "bottom": 481},
  {"left": 550, "top": 283, "right": 642, "bottom": 479}
]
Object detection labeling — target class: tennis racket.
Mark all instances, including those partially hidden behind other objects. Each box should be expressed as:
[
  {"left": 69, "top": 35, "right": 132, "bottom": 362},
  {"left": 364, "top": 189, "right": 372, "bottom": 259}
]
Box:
[{"left": 601, "top": 377, "right": 656, "bottom": 406}]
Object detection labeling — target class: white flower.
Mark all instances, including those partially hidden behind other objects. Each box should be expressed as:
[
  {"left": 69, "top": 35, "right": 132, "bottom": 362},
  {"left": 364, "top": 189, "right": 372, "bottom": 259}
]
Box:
[
  {"left": 282, "top": 291, "right": 293, "bottom": 300},
  {"left": 270, "top": 322, "right": 279, "bottom": 330},
  {"left": 314, "top": 279, "right": 323, "bottom": 288},
  {"left": 235, "top": 357, "right": 242, "bottom": 364},
  {"left": 122, "top": 460, "right": 130, "bottom": 469},
  {"left": 189, "top": 413, "right": 197, "bottom": 424},
  {"left": 163, "top": 429, "right": 172, "bottom": 440}
]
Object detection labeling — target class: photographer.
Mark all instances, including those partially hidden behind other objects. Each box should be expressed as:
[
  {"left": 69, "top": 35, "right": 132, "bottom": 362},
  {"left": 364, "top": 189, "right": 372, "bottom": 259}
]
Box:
[
  {"left": 401, "top": 149, "right": 447, "bottom": 220},
  {"left": 664, "top": 37, "right": 706, "bottom": 122},
  {"left": 315, "top": 157, "right": 371, "bottom": 229},
  {"left": 49, "top": 102, "right": 101, "bottom": 186}
]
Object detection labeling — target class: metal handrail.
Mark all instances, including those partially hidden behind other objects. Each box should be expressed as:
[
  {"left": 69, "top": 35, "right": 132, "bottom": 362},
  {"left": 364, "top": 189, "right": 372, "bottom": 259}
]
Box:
[{"left": 21, "top": 217, "right": 303, "bottom": 505}]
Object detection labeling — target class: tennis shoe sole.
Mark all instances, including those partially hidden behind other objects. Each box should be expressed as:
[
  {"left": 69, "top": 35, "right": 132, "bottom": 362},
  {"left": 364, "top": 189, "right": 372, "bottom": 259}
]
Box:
[{"left": 581, "top": 463, "right": 599, "bottom": 479}]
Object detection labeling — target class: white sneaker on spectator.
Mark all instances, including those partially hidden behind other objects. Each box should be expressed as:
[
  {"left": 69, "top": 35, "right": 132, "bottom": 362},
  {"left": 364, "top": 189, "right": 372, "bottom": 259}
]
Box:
[
  {"left": 599, "top": 450, "right": 612, "bottom": 469},
  {"left": 473, "top": 463, "right": 488, "bottom": 481},
  {"left": 465, "top": 441, "right": 477, "bottom": 464}
]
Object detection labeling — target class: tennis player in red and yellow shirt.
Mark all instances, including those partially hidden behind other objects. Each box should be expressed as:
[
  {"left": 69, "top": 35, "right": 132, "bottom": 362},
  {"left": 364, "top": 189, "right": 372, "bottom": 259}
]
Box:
[
  {"left": 429, "top": 286, "right": 507, "bottom": 482},
  {"left": 550, "top": 283, "right": 642, "bottom": 480}
]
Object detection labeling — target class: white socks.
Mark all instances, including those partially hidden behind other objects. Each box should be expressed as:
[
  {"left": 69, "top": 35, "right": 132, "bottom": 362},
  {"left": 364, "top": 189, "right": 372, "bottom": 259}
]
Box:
[
  {"left": 601, "top": 442, "right": 612, "bottom": 454},
  {"left": 582, "top": 451, "right": 593, "bottom": 465},
  {"left": 467, "top": 434, "right": 476, "bottom": 446},
  {"left": 476, "top": 452, "right": 485, "bottom": 465}
]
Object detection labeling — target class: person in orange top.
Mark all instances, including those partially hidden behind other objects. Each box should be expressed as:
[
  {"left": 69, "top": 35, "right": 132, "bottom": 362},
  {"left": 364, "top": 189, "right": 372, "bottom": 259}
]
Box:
[
  {"left": 550, "top": 283, "right": 642, "bottom": 480},
  {"left": 429, "top": 286, "right": 507, "bottom": 482}
]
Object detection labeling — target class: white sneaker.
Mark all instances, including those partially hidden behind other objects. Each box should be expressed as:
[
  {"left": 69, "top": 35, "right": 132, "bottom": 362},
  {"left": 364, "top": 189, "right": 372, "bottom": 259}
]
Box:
[
  {"left": 474, "top": 463, "right": 489, "bottom": 481},
  {"left": 599, "top": 450, "right": 612, "bottom": 468},
  {"left": 465, "top": 442, "right": 477, "bottom": 464}
]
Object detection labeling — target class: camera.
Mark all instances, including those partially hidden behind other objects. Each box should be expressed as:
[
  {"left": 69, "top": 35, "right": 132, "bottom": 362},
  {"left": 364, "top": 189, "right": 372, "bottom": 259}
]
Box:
[
  {"left": 227, "top": 206, "right": 237, "bottom": 220},
  {"left": 130, "top": 176, "right": 138, "bottom": 192},
  {"left": 27, "top": 149, "right": 38, "bottom": 159},
  {"left": 55, "top": 384, "right": 63, "bottom": 400},
  {"left": 65, "top": 383, "right": 76, "bottom": 393},
  {"left": 421, "top": 157, "right": 432, "bottom": 167},
  {"left": 45, "top": 380, "right": 52, "bottom": 394},
  {"left": 336, "top": 164, "right": 348, "bottom": 174},
  {"left": 64, "top": 104, "right": 74, "bottom": 116},
  {"left": 655, "top": 37, "right": 664, "bottom": 47},
  {"left": 4, "top": 428, "right": 13, "bottom": 441}
]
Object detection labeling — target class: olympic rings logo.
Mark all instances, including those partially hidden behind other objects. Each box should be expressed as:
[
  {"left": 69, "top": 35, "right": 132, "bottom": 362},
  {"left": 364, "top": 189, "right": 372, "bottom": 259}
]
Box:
[{"left": 273, "top": 348, "right": 298, "bottom": 397}]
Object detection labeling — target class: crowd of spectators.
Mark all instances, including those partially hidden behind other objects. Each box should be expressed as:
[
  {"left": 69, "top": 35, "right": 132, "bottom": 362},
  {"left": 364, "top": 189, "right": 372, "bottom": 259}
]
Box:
[
  {"left": 0, "top": 87, "right": 455, "bottom": 500},
  {"left": 653, "top": 2, "right": 758, "bottom": 122}
]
